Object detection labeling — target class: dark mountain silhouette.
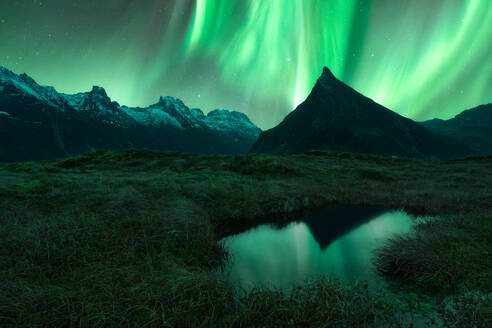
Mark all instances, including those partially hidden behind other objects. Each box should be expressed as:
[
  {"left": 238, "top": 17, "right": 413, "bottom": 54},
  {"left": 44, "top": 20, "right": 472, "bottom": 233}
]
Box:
[
  {"left": 250, "top": 67, "right": 482, "bottom": 159},
  {"left": 0, "top": 66, "right": 261, "bottom": 162},
  {"left": 420, "top": 104, "right": 492, "bottom": 155}
]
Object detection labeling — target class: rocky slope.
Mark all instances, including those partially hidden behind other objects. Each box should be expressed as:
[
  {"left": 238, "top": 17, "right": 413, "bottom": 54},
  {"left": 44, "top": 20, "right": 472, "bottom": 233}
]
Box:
[{"left": 0, "top": 66, "right": 261, "bottom": 162}]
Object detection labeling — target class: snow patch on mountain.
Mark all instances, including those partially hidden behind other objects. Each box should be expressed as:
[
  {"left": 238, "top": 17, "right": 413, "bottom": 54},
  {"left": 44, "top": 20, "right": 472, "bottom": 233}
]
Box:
[
  {"left": 205, "top": 109, "right": 262, "bottom": 137},
  {"left": 64, "top": 87, "right": 137, "bottom": 128},
  {"left": 0, "top": 67, "right": 66, "bottom": 108},
  {"left": 121, "top": 105, "right": 183, "bottom": 129},
  {"left": 156, "top": 96, "right": 208, "bottom": 129},
  {"left": 62, "top": 92, "right": 87, "bottom": 109},
  {"left": 122, "top": 99, "right": 262, "bottom": 137},
  {"left": 0, "top": 65, "right": 261, "bottom": 137}
]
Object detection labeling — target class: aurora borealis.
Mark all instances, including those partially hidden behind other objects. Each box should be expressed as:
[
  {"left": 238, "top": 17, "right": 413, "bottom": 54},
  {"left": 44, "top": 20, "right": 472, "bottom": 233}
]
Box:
[{"left": 0, "top": 0, "right": 490, "bottom": 129}]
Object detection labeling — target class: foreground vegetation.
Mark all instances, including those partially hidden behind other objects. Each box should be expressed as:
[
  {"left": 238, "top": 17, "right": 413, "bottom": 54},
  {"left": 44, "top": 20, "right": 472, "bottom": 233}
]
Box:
[{"left": 0, "top": 150, "right": 491, "bottom": 327}]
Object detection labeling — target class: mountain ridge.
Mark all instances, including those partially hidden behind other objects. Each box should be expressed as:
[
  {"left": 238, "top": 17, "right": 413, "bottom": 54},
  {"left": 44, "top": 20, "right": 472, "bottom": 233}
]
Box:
[
  {"left": 0, "top": 65, "right": 261, "bottom": 162},
  {"left": 419, "top": 103, "right": 492, "bottom": 154}
]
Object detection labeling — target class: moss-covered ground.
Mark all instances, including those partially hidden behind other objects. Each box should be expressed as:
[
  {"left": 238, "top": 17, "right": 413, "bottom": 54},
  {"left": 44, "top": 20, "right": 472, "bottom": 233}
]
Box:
[{"left": 0, "top": 150, "right": 490, "bottom": 327}]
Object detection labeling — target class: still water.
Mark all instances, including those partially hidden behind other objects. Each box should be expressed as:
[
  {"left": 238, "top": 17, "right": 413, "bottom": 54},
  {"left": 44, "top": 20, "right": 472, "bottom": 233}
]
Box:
[{"left": 220, "top": 206, "right": 419, "bottom": 291}]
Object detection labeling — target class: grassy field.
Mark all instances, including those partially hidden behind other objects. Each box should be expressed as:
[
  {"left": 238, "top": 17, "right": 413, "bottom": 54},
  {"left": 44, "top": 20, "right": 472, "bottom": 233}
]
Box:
[{"left": 0, "top": 150, "right": 490, "bottom": 327}]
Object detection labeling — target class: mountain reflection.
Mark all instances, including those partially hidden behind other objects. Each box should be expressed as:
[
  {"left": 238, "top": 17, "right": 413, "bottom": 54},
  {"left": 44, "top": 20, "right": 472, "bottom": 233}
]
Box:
[
  {"left": 221, "top": 207, "right": 415, "bottom": 291},
  {"left": 304, "top": 205, "right": 386, "bottom": 250}
]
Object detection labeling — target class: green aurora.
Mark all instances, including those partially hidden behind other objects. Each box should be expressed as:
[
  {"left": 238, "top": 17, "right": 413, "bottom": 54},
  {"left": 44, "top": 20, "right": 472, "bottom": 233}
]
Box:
[{"left": 0, "top": 0, "right": 490, "bottom": 129}]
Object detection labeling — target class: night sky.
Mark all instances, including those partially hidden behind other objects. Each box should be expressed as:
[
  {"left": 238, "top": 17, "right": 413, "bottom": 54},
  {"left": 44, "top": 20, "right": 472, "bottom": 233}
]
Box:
[{"left": 1, "top": 1, "right": 490, "bottom": 129}]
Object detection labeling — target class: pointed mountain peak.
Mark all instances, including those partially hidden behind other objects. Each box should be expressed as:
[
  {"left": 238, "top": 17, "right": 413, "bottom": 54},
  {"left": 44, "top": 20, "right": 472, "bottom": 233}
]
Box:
[
  {"left": 158, "top": 96, "right": 168, "bottom": 103},
  {"left": 321, "top": 66, "right": 336, "bottom": 80},
  {"left": 158, "top": 96, "right": 185, "bottom": 108},
  {"left": 90, "top": 86, "right": 108, "bottom": 97},
  {"left": 314, "top": 67, "right": 341, "bottom": 91}
]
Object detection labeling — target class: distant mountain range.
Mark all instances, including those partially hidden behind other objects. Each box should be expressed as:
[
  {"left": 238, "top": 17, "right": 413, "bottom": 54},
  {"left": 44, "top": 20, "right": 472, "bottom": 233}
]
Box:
[
  {"left": 0, "top": 66, "right": 261, "bottom": 162},
  {"left": 1, "top": 65, "right": 490, "bottom": 163},
  {"left": 251, "top": 67, "right": 492, "bottom": 159}
]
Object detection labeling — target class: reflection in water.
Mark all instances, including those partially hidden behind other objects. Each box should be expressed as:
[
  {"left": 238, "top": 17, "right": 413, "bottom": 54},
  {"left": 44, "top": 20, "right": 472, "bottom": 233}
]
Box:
[
  {"left": 304, "top": 205, "right": 386, "bottom": 250},
  {"left": 220, "top": 207, "right": 417, "bottom": 291}
]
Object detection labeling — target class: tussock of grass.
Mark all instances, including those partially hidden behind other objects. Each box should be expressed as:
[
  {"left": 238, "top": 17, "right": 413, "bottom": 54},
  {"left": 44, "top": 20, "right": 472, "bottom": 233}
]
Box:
[
  {"left": 1, "top": 149, "right": 491, "bottom": 326},
  {"left": 375, "top": 216, "right": 492, "bottom": 292},
  {"left": 232, "top": 280, "right": 396, "bottom": 327}
]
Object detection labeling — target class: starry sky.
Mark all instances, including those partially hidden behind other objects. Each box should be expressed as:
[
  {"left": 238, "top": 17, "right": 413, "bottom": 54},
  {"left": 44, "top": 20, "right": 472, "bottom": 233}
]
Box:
[{"left": 1, "top": 0, "right": 490, "bottom": 129}]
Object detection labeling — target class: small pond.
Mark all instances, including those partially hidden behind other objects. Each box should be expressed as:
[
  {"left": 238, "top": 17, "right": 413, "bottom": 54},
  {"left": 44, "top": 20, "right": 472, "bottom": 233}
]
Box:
[{"left": 220, "top": 205, "right": 426, "bottom": 291}]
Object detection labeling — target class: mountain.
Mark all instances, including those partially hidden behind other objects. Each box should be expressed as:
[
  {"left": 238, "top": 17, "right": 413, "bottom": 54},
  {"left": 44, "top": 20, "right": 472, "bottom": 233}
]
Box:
[
  {"left": 250, "top": 67, "right": 474, "bottom": 159},
  {"left": 0, "top": 66, "right": 261, "bottom": 162},
  {"left": 420, "top": 104, "right": 492, "bottom": 155}
]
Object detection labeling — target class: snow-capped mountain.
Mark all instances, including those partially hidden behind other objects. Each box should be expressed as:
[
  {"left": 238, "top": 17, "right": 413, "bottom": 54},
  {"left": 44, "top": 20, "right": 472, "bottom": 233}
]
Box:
[
  {"left": 205, "top": 110, "right": 262, "bottom": 138},
  {"left": 0, "top": 66, "right": 63, "bottom": 107},
  {"left": 0, "top": 66, "right": 261, "bottom": 162},
  {"left": 121, "top": 98, "right": 261, "bottom": 138}
]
